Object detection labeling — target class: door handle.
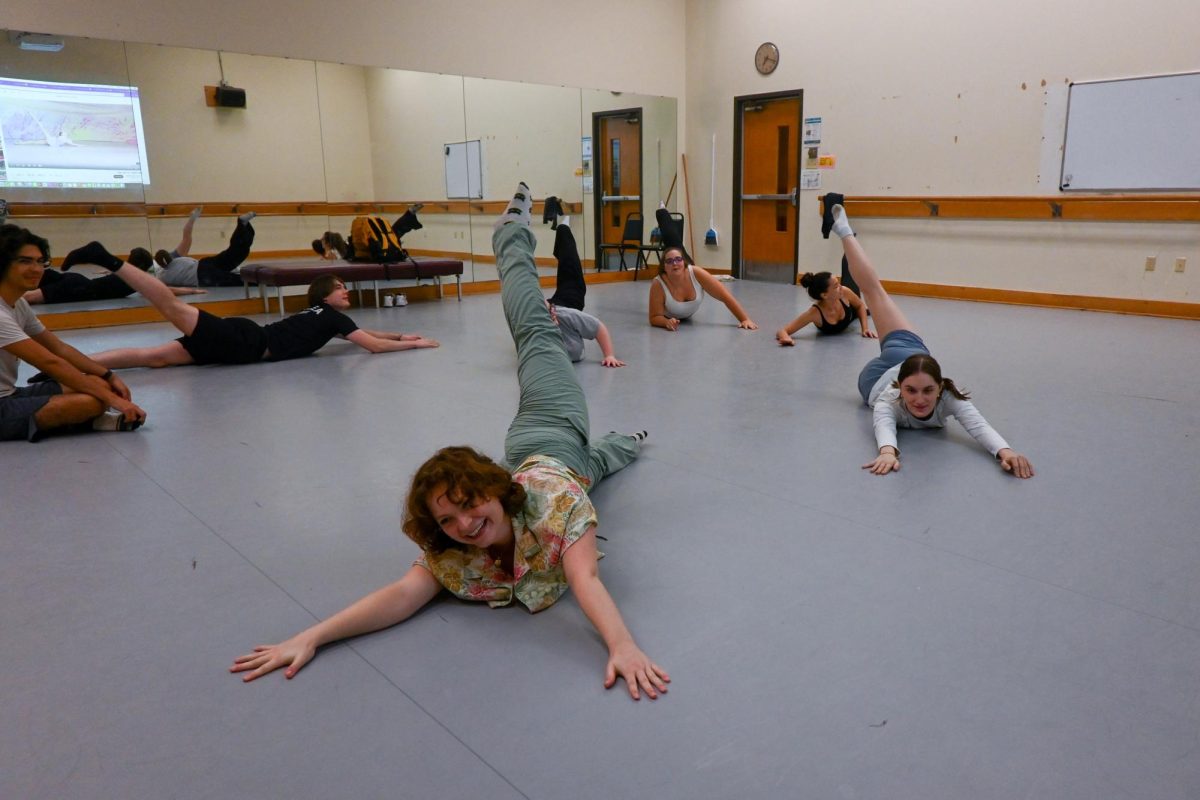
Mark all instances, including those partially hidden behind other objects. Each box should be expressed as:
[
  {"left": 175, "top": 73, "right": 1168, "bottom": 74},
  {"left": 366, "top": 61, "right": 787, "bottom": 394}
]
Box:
[{"left": 790, "top": 187, "right": 798, "bottom": 207}]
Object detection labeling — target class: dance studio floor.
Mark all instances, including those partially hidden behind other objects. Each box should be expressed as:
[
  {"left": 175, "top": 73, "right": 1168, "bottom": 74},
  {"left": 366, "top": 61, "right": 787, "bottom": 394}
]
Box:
[{"left": 4, "top": 278, "right": 1199, "bottom": 799}]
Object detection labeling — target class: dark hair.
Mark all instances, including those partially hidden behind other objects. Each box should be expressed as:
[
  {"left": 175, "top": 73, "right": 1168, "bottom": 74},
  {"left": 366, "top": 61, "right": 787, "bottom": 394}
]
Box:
[
  {"left": 0, "top": 225, "right": 50, "bottom": 281},
  {"left": 127, "top": 247, "right": 153, "bottom": 271},
  {"left": 402, "top": 446, "right": 526, "bottom": 553},
  {"left": 153, "top": 249, "right": 172, "bottom": 269},
  {"left": 658, "top": 245, "right": 686, "bottom": 276},
  {"left": 894, "top": 354, "right": 970, "bottom": 400},
  {"left": 325, "top": 232, "right": 348, "bottom": 259},
  {"left": 799, "top": 271, "right": 833, "bottom": 300},
  {"left": 311, "top": 238, "right": 326, "bottom": 256},
  {"left": 306, "top": 273, "right": 344, "bottom": 306}
]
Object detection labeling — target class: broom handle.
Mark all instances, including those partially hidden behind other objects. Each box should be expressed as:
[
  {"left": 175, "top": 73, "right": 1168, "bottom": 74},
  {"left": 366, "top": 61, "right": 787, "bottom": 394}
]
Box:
[
  {"left": 681, "top": 154, "right": 697, "bottom": 258},
  {"left": 664, "top": 172, "right": 678, "bottom": 206}
]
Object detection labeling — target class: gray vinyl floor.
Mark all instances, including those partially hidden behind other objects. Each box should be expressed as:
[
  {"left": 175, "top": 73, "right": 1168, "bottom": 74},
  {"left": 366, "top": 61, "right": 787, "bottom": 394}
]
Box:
[{"left": 3, "top": 278, "right": 1199, "bottom": 800}]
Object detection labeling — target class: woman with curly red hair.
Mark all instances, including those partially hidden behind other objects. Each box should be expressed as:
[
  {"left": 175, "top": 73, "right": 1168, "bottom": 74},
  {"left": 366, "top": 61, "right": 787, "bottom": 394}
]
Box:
[{"left": 232, "top": 184, "right": 667, "bottom": 701}]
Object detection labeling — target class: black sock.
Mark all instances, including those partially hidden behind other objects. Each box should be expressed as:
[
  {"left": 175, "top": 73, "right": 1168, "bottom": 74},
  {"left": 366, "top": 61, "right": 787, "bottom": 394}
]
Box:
[
  {"left": 821, "top": 192, "right": 844, "bottom": 239},
  {"left": 64, "top": 241, "right": 123, "bottom": 271}
]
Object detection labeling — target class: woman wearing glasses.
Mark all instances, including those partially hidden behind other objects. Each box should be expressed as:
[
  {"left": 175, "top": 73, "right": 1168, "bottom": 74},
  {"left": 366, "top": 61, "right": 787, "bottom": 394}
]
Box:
[{"left": 648, "top": 246, "right": 758, "bottom": 331}]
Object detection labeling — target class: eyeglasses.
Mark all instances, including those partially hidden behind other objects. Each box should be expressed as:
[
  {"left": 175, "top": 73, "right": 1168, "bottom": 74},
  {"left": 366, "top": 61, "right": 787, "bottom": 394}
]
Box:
[
  {"left": 664, "top": 256, "right": 685, "bottom": 265},
  {"left": 14, "top": 256, "right": 51, "bottom": 268}
]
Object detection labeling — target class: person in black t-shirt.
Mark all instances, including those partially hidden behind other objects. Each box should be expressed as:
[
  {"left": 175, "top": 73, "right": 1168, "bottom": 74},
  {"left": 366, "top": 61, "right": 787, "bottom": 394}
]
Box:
[{"left": 47, "top": 243, "right": 439, "bottom": 371}]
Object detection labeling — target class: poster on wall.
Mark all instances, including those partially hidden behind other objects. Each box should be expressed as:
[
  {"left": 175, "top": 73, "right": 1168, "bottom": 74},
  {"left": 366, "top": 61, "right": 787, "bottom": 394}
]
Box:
[
  {"left": 581, "top": 136, "right": 593, "bottom": 193},
  {"left": 801, "top": 169, "right": 821, "bottom": 190},
  {"left": 803, "top": 116, "right": 822, "bottom": 145}
]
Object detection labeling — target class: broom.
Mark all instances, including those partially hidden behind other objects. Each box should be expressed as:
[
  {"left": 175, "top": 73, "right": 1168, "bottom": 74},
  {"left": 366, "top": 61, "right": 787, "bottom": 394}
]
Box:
[
  {"left": 704, "top": 133, "right": 719, "bottom": 246},
  {"left": 681, "top": 153, "right": 698, "bottom": 259}
]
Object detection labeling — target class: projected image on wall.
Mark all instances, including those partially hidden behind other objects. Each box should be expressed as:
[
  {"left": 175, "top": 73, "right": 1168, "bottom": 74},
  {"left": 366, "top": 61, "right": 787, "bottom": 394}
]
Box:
[{"left": 0, "top": 76, "right": 151, "bottom": 188}]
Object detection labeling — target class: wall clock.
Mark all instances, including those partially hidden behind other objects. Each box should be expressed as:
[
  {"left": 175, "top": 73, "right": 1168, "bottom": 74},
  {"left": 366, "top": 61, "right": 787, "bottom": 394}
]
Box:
[{"left": 755, "top": 42, "right": 779, "bottom": 75}]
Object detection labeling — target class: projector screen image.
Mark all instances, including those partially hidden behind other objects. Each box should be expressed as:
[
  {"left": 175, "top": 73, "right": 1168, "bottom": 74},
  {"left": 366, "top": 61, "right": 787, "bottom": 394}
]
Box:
[{"left": 0, "top": 76, "right": 151, "bottom": 189}]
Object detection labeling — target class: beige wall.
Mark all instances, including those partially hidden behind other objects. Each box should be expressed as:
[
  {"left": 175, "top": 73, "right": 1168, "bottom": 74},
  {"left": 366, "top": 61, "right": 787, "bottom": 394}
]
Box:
[
  {"left": 2, "top": 0, "right": 686, "bottom": 98},
  {"left": 683, "top": 0, "right": 1200, "bottom": 302}
]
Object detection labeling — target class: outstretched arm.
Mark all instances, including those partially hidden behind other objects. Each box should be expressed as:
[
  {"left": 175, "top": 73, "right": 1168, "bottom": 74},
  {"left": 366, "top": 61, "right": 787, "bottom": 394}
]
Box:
[
  {"left": 562, "top": 528, "right": 669, "bottom": 700},
  {"left": 231, "top": 563, "right": 443, "bottom": 682},
  {"left": 168, "top": 286, "right": 207, "bottom": 296},
  {"left": 174, "top": 209, "right": 200, "bottom": 257},
  {"left": 694, "top": 267, "right": 757, "bottom": 329},
  {"left": 948, "top": 398, "right": 1035, "bottom": 479},
  {"left": 776, "top": 307, "right": 820, "bottom": 346},
  {"left": 842, "top": 287, "right": 875, "bottom": 338},
  {"left": 593, "top": 322, "right": 624, "bottom": 367},
  {"left": 344, "top": 329, "right": 440, "bottom": 353}
]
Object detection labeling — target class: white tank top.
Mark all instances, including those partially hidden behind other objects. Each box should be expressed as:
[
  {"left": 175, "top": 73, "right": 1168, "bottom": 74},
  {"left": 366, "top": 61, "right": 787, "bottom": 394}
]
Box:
[{"left": 655, "top": 265, "right": 704, "bottom": 319}]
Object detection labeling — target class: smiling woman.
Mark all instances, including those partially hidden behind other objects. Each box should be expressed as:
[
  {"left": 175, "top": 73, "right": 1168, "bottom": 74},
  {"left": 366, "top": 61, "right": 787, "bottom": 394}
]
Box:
[{"left": 232, "top": 183, "right": 668, "bottom": 701}]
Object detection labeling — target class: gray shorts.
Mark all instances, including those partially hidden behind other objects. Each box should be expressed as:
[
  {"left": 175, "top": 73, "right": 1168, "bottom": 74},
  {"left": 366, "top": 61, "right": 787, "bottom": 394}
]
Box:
[
  {"left": 0, "top": 382, "right": 64, "bottom": 441},
  {"left": 857, "top": 329, "right": 931, "bottom": 404}
]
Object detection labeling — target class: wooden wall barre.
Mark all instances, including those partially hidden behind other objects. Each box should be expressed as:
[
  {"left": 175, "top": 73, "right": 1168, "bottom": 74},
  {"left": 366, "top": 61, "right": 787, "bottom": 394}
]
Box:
[
  {"left": 818, "top": 195, "right": 1200, "bottom": 223},
  {"left": 5, "top": 200, "right": 581, "bottom": 220}
]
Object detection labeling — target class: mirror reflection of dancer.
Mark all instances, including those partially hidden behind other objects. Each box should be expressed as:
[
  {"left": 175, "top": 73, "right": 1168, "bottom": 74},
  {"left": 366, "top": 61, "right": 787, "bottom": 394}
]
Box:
[
  {"left": 0, "top": 226, "right": 146, "bottom": 442},
  {"left": 25, "top": 245, "right": 203, "bottom": 305},
  {"left": 233, "top": 184, "right": 667, "bottom": 701},
  {"left": 776, "top": 270, "right": 874, "bottom": 345},
  {"left": 44, "top": 242, "right": 438, "bottom": 371},
  {"left": 152, "top": 208, "right": 257, "bottom": 287},
  {"left": 827, "top": 201, "right": 1034, "bottom": 478},
  {"left": 313, "top": 204, "right": 424, "bottom": 260}
]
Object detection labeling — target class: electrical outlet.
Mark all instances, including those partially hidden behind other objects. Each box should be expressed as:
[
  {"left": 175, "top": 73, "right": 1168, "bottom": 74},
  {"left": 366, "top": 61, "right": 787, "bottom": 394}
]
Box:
[
  {"left": 1175, "top": 257, "right": 1187, "bottom": 273},
  {"left": 1145, "top": 256, "right": 1156, "bottom": 271}
]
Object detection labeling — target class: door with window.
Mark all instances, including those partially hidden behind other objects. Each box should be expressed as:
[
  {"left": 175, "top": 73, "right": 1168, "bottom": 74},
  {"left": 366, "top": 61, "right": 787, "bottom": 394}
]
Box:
[
  {"left": 735, "top": 93, "right": 801, "bottom": 283},
  {"left": 594, "top": 109, "right": 642, "bottom": 270}
]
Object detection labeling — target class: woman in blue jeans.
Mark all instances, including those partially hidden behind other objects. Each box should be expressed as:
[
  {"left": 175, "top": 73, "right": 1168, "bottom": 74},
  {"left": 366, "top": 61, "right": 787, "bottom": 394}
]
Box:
[{"left": 828, "top": 202, "right": 1034, "bottom": 478}]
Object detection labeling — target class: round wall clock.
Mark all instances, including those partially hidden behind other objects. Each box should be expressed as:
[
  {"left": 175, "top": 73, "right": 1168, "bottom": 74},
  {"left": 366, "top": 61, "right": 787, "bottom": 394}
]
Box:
[{"left": 755, "top": 42, "right": 779, "bottom": 75}]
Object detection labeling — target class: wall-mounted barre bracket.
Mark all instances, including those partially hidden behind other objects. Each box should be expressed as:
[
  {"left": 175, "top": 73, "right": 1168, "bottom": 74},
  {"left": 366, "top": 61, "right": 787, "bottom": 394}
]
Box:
[
  {"left": 924, "top": 201, "right": 939, "bottom": 217},
  {"left": 1049, "top": 202, "right": 1063, "bottom": 218}
]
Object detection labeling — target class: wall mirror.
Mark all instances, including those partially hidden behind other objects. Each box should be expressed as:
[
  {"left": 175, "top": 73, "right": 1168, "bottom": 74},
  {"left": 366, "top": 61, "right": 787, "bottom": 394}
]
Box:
[{"left": 0, "top": 29, "right": 677, "bottom": 315}]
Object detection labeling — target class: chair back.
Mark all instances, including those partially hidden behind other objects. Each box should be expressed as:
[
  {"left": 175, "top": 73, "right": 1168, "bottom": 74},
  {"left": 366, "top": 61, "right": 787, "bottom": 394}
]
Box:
[{"left": 621, "top": 212, "right": 644, "bottom": 244}]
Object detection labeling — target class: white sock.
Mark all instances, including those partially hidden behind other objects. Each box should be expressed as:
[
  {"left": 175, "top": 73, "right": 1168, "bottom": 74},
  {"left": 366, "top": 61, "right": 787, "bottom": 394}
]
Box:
[
  {"left": 91, "top": 411, "right": 139, "bottom": 432},
  {"left": 494, "top": 182, "right": 533, "bottom": 231},
  {"left": 189, "top": 207, "right": 202, "bottom": 222},
  {"left": 830, "top": 204, "right": 854, "bottom": 239},
  {"left": 557, "top": 215, "right": 570, "bottom": 228},
  {"left": 239, "top": 211, "right": 257, "bottom": 224}
]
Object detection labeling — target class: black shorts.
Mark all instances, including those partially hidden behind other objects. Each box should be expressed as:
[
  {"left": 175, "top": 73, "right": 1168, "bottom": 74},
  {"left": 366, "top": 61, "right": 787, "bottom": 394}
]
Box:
[
  {"left": 177, "top": 310, "right": 268, "bottom": 365},
  {"left": 0, "top": 382, "right": 63, "bottom": 442}
]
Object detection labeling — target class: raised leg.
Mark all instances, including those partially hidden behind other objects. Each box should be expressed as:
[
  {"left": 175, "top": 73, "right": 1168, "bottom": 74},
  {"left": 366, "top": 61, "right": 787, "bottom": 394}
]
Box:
[
  {"left": 197, "top": 220, "right": 255, "bottom": 276},
  {"left": 833, "top": 205, "right": 915, "bottom": 340},
  {"left": 72, "top": 242, "right": 202, "bottom": 336},
  {"left": 548, "top": 222, "right": 586, "bottom": 310},
  {"left": 495, "top": 184, "right": 592, "bottom": 478}
]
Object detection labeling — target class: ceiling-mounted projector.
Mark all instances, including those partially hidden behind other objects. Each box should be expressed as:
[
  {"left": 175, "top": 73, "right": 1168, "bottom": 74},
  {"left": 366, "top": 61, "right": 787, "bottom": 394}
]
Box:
[{"left": 9, "top": 32, "right": 66, "bottom": 52}]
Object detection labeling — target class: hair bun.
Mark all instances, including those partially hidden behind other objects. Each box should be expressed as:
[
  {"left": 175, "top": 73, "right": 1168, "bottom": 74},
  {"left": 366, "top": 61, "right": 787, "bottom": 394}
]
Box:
[{"left": 799, "top": 272, "right": 813, "bottom": 287}]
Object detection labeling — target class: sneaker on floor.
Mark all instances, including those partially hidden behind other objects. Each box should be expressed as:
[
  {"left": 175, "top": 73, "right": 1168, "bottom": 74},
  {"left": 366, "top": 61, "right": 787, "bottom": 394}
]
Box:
[{"left": 92, "top": 411, "right": 143, "bottom": 432}]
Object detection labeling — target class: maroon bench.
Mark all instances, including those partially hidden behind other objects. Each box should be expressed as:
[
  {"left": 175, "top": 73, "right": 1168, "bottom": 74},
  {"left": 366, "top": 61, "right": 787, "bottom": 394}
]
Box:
[{"left": 240, "top": 257, "right": 463, "bottom": 315}]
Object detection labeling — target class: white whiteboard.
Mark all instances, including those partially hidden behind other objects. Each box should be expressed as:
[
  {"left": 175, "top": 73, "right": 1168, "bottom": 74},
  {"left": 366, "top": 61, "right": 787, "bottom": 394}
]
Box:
[
  {"left": 444, "top": 140, "right": 483, "bottom": 199},
  {"left": 1060, "top": 72, "right": 1200, "bottom": 191}
]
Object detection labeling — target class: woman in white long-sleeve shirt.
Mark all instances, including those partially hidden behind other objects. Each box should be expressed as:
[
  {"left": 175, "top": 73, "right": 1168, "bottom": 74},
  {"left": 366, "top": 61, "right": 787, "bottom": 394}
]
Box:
[{"left": 825, "top": 199, "right": 1034, "bottom": 478}]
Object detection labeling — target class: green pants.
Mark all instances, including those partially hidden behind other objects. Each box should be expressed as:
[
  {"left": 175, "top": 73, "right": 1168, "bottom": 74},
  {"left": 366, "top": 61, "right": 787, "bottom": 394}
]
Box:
[{"left": 494, "top": 222, "right": 639, "bottom": 488}]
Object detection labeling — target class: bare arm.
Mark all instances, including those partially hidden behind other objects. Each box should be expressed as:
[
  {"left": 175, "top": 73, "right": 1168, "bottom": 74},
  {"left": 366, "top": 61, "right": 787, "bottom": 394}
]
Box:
[
  {"left": 693, "top": 267, "right": 757, "bottom": 329},
  {"left": 593, "top": 322, "right": 624, "bottom": 367},
  {"left": 231, "top": 563, "right": 444, "bottom": 681},
  {"left": 842, "top": 286, "right": 875, "bottom": 338},
  {"left": 561, "top": 528, "right": 669, "bottom": 700},
  {"left": 10, "top": 335, "right": 144, "bottom": 420},
  {"left": 168, "top": 286, "right": 207, "bottom": 296},
  {"left": 776, "top": 307, "right": 820, "bottom": 346},
  {"left": 647, "top": 281, "right": 679, "bottom": 331},
  {"left": 344, "top": 328, "right": 440, "bottom": 353},
  {"left": 358, "top": 328, "right": 429, "bottom": 341}
]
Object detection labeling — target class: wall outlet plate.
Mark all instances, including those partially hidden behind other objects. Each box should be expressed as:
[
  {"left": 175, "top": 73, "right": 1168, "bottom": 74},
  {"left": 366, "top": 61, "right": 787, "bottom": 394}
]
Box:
[
  {"left": 1145, "top": 256, "right": 1156, "bottom": 271},
  {"left": 1175, "top": 257, "right": 1187, "bottom": 273}
]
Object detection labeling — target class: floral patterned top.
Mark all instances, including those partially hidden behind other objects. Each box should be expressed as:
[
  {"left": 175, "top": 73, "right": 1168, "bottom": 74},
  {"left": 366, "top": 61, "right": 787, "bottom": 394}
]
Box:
[{"left": 416, "top": 455, "right": 598, "bottom": 613}]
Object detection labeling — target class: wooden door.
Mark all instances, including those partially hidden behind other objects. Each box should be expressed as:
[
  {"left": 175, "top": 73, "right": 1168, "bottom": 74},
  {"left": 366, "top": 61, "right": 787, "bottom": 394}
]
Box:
[
  {"left": 738, "top": 96, "right": 801, "bottom": 283},
  {"left": 595, "top": 110, "right": 642, "bottom": 270}
]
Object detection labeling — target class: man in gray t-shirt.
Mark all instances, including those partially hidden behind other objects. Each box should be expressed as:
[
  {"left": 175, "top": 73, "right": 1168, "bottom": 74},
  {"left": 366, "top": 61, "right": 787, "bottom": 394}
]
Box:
[
  {"left": 548, "top": 303, "right": 624, "bottom": 367},
  {"left": 1, "top": 226, "right": 146, "bottom": 441}
]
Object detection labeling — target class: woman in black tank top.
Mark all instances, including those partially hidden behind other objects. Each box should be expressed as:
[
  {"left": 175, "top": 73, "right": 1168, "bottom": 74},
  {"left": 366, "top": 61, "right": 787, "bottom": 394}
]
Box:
[{"left": 776, "top": 270, "right": 874, "bottom": 345}]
